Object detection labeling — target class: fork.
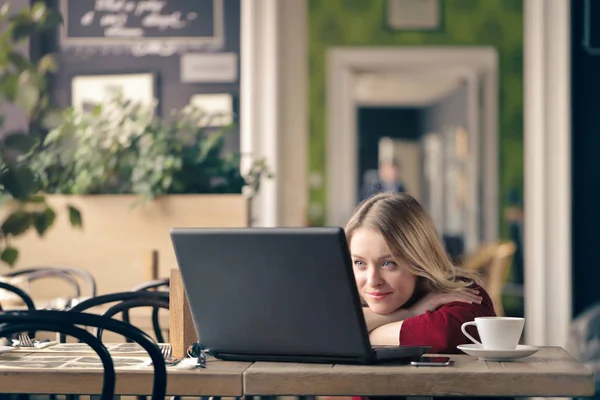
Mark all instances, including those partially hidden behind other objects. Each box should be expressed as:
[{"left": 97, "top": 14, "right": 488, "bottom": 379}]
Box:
[
  {"left": 159, "top": 343, "right": 172, "bottom": 360},
  {"left": 158, "top": 343, "right": 182, "bottom": 365},
  {"left": 18, "top": 334, "right": 35, "bottom": 347}
]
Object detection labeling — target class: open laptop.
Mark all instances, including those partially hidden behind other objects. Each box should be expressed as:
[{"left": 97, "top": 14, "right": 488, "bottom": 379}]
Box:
[{"left": 170, "top": 227, "right": 430, "bottom": 364}]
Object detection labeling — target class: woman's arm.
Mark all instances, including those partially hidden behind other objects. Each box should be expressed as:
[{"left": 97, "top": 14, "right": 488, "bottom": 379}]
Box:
[
  {"left": 366, "top": 288, "right": 484, "bottom": 346},
  {"left": 369, "top": 321, "right": 406, "bottom": 345},
  {"left": 362, "top": 307, "right": 413, "bottom": 332}
]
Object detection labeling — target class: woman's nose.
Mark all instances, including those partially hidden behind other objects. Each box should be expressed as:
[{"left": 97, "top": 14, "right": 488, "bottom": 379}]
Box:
[{"left": 366, "top": 267, "right": 384, "bottom": 287}]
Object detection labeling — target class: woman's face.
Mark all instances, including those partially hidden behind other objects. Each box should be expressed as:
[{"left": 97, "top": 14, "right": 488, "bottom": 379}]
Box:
[{"left": 350, "top": 227, "right": 417, "bottom": 315}]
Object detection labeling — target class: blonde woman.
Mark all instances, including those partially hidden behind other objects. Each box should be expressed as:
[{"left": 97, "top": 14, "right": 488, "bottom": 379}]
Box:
[{"left": 346, "top": 192, "right": 495, "bottom": 353}]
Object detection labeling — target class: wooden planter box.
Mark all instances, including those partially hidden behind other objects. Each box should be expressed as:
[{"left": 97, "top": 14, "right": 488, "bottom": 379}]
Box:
[{"left": 2, "top": 194, "right": 249, "bottom": 299}]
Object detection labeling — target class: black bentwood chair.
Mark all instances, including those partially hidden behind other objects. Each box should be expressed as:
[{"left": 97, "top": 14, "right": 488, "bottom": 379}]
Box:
[
  {"left": 129, "top": 280, "right": 171, "bottom": 343},
  {"left": 0, "top": 281, "right": 37, "bottom": 340},
  {"left": 3, "top": 266, "right": 97, "bottom": 298},
  {"left": 0, "top": 313, "right": 115, "bottom": 400},
  {"left": 0, "top": 310, "right": 167, "bottom": 400},
  {"left": 64, "top": 291, "right": 170, "bottom": 343},
  {"left": 0, "top": 281, "right": 35, "bottom": 312},
  {"left": 131, "top": 278, "right": 170, "bottom": 292}
]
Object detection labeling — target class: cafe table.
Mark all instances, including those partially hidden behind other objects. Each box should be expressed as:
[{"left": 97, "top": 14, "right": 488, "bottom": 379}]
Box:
[
  {"left": 0, "top": 344, "right": 593, "bottom": 397},
  {"left": 244, "top": 346, "right": 594, "bottom": 398},
  {"left": 0, "top": 342, "right": 248, "bottom": 397}
]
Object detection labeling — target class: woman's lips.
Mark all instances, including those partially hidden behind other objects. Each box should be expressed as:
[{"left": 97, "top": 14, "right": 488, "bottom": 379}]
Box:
[{"left": 366, "top": 292, "right": 391, "bottom": 300}]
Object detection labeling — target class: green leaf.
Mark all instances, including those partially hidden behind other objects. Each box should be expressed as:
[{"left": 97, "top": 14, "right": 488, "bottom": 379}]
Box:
[
  {"left": 0, "top": 194, "right": 12, "bottom": 206},
  {"left": 38, "top": 9, "right": 63, "bottom": 31},
  {"left": 0, "top": 3, "right": 11, "bottom": 17},
  {"left": 197, "top": 131, "right": 224, "bottom": 162},
  {"left": 30, "top": 2, "right": 47, "bottom": 22},
  {"left": 37, "top": 54, "right": 57, "bottom": 74},
  {"left": 14, "top": 70, "right": 39, "bottom": 116},
  {"left": 7, "top": 50, "right": 29, "bottom": 70},
  {"left": 2, "top": 131, "right": 37, "bottom": 153},
  {"left": 9, "top": 20, "right": 35, "bottom": 42},
  {"left": 0, "top": 165, "right": 39, "bottom": 201},
  {"left": 0, "top": 74, "right": 19, "bottom": 102},
  {"left": 67, "top": 205, "right": 82, "bottom": 228},
  {"left": 27, "top": 194, "right": 45, "bottom": 203},
  {"left": 1, "top": 210, "right": 32, "bottom": 236},
  {"left": 40, "top": 109, "right": 63, "bottom": 130},
  {"left": 33, "top": 206, "right": 55, "bottom": 236},
  {"left": 1, "top": 246, "right": 18, "bottom": 266},
  {"left": 92, "top": 104, "right": 102, "bottom": 117}
]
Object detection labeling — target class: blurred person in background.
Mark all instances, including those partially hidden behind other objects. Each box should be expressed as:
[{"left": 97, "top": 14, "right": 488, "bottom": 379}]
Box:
[{"left": 360, "top": 158, "right": 407, "bottom": 202}]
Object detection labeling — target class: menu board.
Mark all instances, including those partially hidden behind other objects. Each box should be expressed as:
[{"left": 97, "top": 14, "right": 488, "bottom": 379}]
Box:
[{"left": 59, "top": 0, "right": 224, "bottom": 55}]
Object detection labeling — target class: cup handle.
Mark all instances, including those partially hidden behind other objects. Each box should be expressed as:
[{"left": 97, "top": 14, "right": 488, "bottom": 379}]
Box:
[{"left": 461, "top": 321, "right": 482, "bottom": 346}]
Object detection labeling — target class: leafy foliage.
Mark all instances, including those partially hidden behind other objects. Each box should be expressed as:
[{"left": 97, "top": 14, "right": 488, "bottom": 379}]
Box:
[
  {"left": 29, "top": 90, "right": 272, "bottom": 201},
  {"left": 0, "top": 2, "right": 81, "bottom": 267}
]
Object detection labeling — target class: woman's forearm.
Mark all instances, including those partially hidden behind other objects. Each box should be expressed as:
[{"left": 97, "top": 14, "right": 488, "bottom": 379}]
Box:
[
  {"left": 369, "top": 321, "right": 405, "bottom": 345},
  {"left": 362, "top": 307, "right": 414, "bottom": 332}
]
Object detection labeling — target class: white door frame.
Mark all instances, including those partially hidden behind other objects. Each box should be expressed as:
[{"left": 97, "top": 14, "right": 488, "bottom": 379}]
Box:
[{"left": 326, "top": 47, "right": 499, "bottom": 250}]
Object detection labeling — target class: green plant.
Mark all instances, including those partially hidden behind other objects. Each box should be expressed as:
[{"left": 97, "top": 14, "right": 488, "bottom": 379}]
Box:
[
  {"left": 30, "top": 89, "right": 272, "bottom": 201},
  {"left": 0, "top": 2, "right": 81, "bottom": 267}
]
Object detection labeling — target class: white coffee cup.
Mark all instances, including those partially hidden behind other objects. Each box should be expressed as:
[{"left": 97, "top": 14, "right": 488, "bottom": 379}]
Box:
[{"left": 461, "top": 317, "right": 525, "bottom": 350}]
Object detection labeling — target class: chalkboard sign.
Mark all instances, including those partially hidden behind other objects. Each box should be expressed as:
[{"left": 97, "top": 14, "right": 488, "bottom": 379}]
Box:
[{"left": 59, "top": 0, "right": 224, "bottom": 55}]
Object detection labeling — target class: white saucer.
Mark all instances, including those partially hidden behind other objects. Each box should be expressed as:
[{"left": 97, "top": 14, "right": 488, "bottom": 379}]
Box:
[{"left": 457, "top": 344, "right": 539, "bottom": 361}]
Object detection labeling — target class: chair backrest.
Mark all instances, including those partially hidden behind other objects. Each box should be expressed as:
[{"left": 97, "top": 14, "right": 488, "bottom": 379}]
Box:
[
  {"left": 0, "top": 281, "right": 37, "bottom": 338},
  {"left": 0, "top": 313, "right": 115, "bottom": 400},
  {"left": 131, "top": 278, "right": 170, "bottom": 292},
  {"left": 67, "top": 291, "right": 169, "bottom": 343},
  {"left": 101, "top": 297, "right": 169, "bottom": 342},
  {"left": 461, "top": 242, "right": 501, "bottom": 271},
  {"left": 1, "top": 310, "right": 167, "bottom": 400},
  {"left": 0, "top": 281, "right": 36, "bottom": 311},
  {"left": 486, "top": 241, "right": 516, "bottom": 316},
  {"left": 462, "top": 241, "right": 516, "bottom": 316},
  {"left": 3, "top": 266, "right": 97, "bottom": 297},
  {"left": 129, "top": 279, "right": 170, "bottom": 342}
]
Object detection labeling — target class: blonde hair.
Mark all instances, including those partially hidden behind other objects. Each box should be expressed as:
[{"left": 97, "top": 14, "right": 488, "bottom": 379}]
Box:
[{"left": 345, "top": 192, "right": 480, "bottom": 298}]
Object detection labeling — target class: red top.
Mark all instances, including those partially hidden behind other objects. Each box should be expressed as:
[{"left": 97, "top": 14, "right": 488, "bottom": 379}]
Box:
[
  {"left": 400, "top": 282, "right": 496, "bottom": 353},
  {"left": 350, "top": 283, "right": 495, "bottom": 400}
]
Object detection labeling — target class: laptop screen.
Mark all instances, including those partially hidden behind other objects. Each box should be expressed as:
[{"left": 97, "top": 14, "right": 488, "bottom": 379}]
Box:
[{"left": 171, "top": 227, "right": 373, "bottom": 362}]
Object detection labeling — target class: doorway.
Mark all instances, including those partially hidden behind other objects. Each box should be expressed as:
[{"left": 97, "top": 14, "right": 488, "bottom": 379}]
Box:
[
  {"left": 356, "top": 82, "right": 473, "bottom": 259},
  {"left": 326, "top": 47, "right": 498, "bottom": 254}
]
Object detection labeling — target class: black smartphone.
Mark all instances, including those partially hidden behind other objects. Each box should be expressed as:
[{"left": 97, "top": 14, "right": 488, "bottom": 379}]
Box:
[{"left": 410, "top": 356, "right": 453, "bottom": 366}]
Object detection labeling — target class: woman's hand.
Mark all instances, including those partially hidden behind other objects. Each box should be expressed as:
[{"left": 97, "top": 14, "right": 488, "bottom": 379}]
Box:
[{"left": 408, "top": 288, "right": 482, "bottom": 317}]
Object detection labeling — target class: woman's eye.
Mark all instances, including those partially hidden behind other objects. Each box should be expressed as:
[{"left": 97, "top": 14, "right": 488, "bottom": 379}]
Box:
[
  {"left": 382, "top": 261, "right": 397, "bottom": 268},
  {"left": 353, "top": 260, "right": 366, "bottom": 269}
]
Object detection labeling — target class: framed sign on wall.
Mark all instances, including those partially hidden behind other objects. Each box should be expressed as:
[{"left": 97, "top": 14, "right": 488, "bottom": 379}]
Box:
[
  {"left": 386, "top": 0, "right": 441, "bottom": 31},
  {"left": 189, "top": 93, "right": 234, "bottom": 127},
  {"left": 70, "top": 72, "right": 157, "bottom": 114},
  {"left": 59, "top": 0, "right": 225, "bottom": 56}
]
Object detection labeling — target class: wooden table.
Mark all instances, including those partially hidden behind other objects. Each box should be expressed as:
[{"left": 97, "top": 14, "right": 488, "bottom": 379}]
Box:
[
  {"left": 0, "top": 343, "right": 249, "bottom": 396},
  {"left": 0, "top": 345, "right": 593, "bottom": 397},
  {"left": 243, "top": 347, "right": 595, "bottom": 397}
]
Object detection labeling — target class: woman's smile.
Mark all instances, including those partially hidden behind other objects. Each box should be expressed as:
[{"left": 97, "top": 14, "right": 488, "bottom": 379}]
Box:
[{"left": 366, "top": 291, "right": 392, "bottom": 300}]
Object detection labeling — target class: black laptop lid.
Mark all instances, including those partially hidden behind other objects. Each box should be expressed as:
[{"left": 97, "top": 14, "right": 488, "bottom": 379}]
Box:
[{"left": 170, "top": 227, "right": 372, "bottom": 361}]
